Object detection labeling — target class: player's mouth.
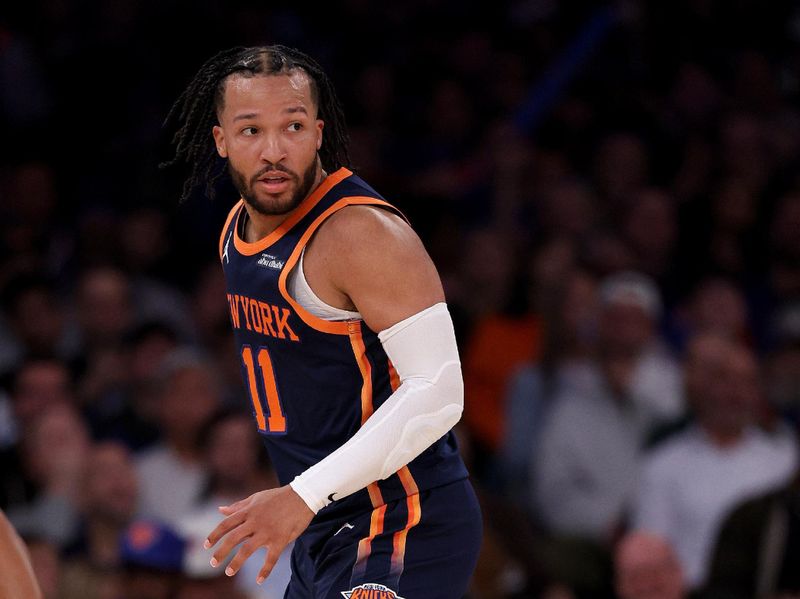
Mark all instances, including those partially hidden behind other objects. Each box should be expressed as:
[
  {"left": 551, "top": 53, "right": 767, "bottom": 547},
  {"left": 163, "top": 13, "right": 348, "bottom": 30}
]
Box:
[{"left": 256, "top": 172, "right": 292, "bottom": 194}]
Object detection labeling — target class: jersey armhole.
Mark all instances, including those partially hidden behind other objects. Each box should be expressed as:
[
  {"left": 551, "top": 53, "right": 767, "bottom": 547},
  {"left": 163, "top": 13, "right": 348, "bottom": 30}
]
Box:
[{"left": 277, "top": 196, "right": 406, "bottom": 335}]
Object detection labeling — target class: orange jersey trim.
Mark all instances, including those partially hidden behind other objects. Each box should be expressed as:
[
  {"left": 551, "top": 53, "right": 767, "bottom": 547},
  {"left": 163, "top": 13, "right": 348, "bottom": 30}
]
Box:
[
  {"left": 388, "top": 360, "right": 400, "bottom": 392},
  {"left": 219, "top": 200, "right": 243, "bottom": 260},
  {"left": 349, "top": 321, "right": 385, "bottom": 510},
  {"left": 277, "top": 196, "right": 399, "bottom": 335},
  {"left": 349, "top": 321, "right": 374, "bottom": 424},
  {"left": 233, "top": 167, "right": 353, "bottom": 255}
]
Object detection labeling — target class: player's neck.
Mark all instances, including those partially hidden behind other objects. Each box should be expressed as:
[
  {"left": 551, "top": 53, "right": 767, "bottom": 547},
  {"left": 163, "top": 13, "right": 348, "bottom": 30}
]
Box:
[{"left": 243, "top": 208, "right": 286, "bottom": 242}]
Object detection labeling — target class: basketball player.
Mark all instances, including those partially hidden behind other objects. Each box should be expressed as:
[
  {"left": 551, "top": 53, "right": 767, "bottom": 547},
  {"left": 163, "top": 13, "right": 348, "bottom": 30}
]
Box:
[
  {"left": 163, "top": 46, "right": 482, "bottom": 598},
  {"left": 0, "top": 509, "right": 43, "bottom": 598}
]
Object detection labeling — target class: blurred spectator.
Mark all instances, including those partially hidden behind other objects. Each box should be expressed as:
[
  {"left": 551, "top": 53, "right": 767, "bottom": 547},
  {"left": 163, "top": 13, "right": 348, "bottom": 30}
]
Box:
[
  {"left": 119, "top": 207, "right": 195, "bottom": 339},
  {"left": 537, "top": 179, "right": 597, "bottom": 242},
  {"left": 765, "top": 304, "right": 800, "bottom": 425},
  {"left": 592, "top": 132, "right": 649, "bottom": 208},
  {"left": 704, "top": 472, "right": 800, "bottom": 598},
  {"left": 9, "top": 403, "right": 90, "bottom": 546},
  {"left": 597, "top": 272, "right": 684, "bottom": 423},
  {"left": 5, "top": 357, "right": 74, "bottom": 437},
  {"left": 706, "top": 177, "right": 759, "bottom": 278},
  {"left": 532, "top": 272, "right": 681, "bottom": 543},
  {"left": 718, "top": 112, "right": 771, "bottom": 198},
  {"left": 498, "top": 268, "right": 598, "bottom": 504},
  {"left": 178, "top": 409, "right": 292, "bottom": 599},
  {"left": 769, "top": 192, "right": 800, "bottom": 303},
  {"left": 189, "top": 263, "right": 243, "bottom": 400},
  {"left": 0, "top": 272, "right": 70, "bottom": 375},
  {"left": 84, "top": 321, "right": 178, "bottom": 450},
  {"left": 72, "top": 267, "right": 135, "bottom": 424},
  {"left": 119, "top": 519, "right": 185, "bottom": 599},
  {"left": 25, "top": 536, "right": 62, "bottom": 599},
  {"left": 615, "top": 531, "right": 686, "bottom": 599},
  {"left": 0, "top": 163, "right": 63, "bottom": 280},
  {"left": 621, "top": 189, "right": 678, "bottom": 283},
  {"left": 75, "top": 266, "right": 135, "bottom": 351},
  {"left": 60, "top": 441, "right": 139, "bottom": 599},
  {"left": 682, "top": 278, "right": 750, "bottom": 345},
  {"left": 0, "top": 358, "right": 75, "bottom": 509},
  {"left": 135, "top": 348, "right": 220, "bottom": 526},
  {"left": 178, "top": 569, "right": 249, "bottom": 599},
  {"left": 632, "top": 333, "right": 798, "bottom": 589},
  {"left": 582, "top": 230, "right": 637, "bottom": 278},
  {"left": 460, "top": 228, "right": 542, "bottom": 460}
]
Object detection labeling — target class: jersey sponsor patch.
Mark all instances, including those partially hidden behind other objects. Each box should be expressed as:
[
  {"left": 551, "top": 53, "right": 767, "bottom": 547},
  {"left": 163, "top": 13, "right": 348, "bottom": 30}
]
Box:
[
  {"left": 341, "top": 583, "right": 404, "bottom": 599},
  {"left": 257, "top": 253, "right": 285, "bottom": 270}
]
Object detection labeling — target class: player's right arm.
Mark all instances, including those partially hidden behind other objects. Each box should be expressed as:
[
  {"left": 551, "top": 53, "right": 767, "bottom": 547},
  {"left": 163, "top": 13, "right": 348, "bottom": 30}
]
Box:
[{"left": 0, "top": 509, "right": 43, "bottom": 599}]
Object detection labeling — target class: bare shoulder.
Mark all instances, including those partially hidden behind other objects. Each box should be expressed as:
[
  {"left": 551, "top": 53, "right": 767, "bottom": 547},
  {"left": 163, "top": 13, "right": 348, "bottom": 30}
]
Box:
[
  {"left": 315, "top": 204, "right": 419, "bottom": 251},
  {"left": 309, "top": 204, "right": 444, "bottom": 332}
]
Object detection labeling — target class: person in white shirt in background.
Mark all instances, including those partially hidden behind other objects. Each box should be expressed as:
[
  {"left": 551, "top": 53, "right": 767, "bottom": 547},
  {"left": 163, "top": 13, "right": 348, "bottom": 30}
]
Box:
[
  {"left": 178, "top": 409, "right": 291, "bottom": 599},
  {"left": 135, "top": 349, "right": 219, "bottom": 527},
  {"left": 632, "top": 332, "right": 798, "bottom": 589},
  {"left": 532, "top": 271, "right": 683, "bottom": 541}
]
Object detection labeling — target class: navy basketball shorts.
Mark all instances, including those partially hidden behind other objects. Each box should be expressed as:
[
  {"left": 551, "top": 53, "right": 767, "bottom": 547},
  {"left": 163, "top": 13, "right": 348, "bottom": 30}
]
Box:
[{"left": 285, "top": 478, "right": 482, "bottom": 599}]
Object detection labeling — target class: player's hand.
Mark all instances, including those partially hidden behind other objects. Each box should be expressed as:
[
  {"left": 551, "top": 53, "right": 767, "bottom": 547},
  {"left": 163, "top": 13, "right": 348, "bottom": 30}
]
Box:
[{"left": 204, "top": 485, "right": 314, "bottom": 584}]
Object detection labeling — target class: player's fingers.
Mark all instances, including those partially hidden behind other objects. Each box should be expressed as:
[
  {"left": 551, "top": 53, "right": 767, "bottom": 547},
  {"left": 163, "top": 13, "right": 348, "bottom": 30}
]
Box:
[
  {"left": 256, "top": 548, "right": 280, "bottom": 585},
  {"left": 223, "top": 540, "right": 258, "bottom": 577},
  {"left": 211, "top": 527, "right": 252, "bottom": 568},
  {"left": 218, "top": 497, "right": 248, "bottom": 515},
  {"left": 204, "top": 510, "right": 247, "bottom": 549}
]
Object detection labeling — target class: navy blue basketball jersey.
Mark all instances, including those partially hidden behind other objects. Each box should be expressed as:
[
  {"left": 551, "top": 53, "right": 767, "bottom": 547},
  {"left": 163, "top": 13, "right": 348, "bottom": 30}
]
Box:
[{"left": 219, "top": 167, "right": 468, "bottom": 527}]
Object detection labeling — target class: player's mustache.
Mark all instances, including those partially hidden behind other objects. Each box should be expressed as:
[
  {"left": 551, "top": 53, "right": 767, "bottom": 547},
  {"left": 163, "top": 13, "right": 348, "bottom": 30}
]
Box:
[{"left": 251, "top": 164, "right": 297, "bottom": 185}]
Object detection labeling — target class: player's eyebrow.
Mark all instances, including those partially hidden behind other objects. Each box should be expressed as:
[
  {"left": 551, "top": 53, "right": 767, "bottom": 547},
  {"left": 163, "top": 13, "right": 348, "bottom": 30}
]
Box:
[{"left": 233, "top": 106, "right": 307, "bottom": 122}]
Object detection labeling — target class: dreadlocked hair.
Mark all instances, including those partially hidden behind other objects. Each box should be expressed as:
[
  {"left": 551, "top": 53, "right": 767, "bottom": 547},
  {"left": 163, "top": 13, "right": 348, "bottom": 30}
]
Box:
[{"left": 161, "top": 45, "right": 351, "bottom": 203}]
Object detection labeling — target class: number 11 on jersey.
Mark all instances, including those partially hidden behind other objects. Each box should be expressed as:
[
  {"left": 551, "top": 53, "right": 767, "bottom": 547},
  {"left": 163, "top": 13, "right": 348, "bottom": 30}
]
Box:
[{"left": 241, "top": 346, "right": 287, "bottom": 434}]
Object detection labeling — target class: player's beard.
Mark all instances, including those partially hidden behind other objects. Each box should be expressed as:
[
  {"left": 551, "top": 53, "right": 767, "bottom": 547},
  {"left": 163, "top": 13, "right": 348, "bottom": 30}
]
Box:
[{"left": 230, "top": 158, "right": 319, "bottom": 216}]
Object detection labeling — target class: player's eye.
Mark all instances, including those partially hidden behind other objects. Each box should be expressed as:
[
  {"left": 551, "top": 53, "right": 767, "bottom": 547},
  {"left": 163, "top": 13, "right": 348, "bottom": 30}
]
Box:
[
  {"left": 287, "top": 122, "right": 303, "bottom": 132},
  {"left": 242, "top": 127, "right": 258, "bottom": 136}
]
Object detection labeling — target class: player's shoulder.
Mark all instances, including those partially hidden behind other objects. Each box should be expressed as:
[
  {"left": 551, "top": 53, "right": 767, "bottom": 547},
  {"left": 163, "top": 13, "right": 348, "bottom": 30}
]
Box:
[{"left": 316, "top": 202, "right": 416, "bottom": 252}]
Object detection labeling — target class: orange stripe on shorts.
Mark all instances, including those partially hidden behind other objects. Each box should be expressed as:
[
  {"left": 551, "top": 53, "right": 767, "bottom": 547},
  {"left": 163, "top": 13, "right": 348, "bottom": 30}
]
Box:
[
  {"left": 390, "top": 466, "right": 421, "bottom": 579},
  {"left": 352, "top": 501, "right": 387, "bottom": 581}
]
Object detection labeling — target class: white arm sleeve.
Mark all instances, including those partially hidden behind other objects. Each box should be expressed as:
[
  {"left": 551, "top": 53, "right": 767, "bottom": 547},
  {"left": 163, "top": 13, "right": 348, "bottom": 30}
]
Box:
[{"left": 289, "top": 302, "right": 463, "bottom": 513}]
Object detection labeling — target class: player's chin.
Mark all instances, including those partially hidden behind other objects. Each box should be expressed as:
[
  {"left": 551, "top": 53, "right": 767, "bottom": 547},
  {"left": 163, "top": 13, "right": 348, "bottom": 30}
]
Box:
[{"left": 253, "top": 192, "right": 299, "bottom": 215}]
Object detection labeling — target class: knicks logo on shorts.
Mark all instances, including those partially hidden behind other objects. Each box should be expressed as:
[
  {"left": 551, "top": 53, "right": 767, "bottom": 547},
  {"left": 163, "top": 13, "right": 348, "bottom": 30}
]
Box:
[{"left": 341, "top": 583, "right": 405, "bottom": 599}]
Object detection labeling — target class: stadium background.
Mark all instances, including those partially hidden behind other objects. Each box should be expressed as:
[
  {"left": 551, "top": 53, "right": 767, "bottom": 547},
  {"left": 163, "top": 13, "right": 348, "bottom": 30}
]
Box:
[{"left": 1, "top": 1, "right": 800, "bottom": 598}]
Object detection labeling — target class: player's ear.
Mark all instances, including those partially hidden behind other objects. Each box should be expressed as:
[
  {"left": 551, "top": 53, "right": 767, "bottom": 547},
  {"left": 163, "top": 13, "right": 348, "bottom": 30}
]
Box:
[
  {"left": 316, "top": 120, "right": 324, "bottom": 150},
  {"left": 212, "top": 126, "right": 228, "bottom": 158}
]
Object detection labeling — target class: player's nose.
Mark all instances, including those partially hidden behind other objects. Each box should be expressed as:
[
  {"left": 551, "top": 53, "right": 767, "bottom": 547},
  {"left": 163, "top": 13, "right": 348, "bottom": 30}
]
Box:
[{"left": 259, "top": 133, "right": 288, "bottom": 164}]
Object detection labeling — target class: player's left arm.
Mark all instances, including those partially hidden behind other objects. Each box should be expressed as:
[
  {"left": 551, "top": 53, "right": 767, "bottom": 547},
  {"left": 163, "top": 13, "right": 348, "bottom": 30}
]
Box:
[
  {"left": 315, "top": 203, "right": 447, "bottom": 331},
  {"left": 287, "top": 204, "right": 463, "bottom": 507},
  {"left": 206, "top": 206, "right": 463, "bottom": 583}
]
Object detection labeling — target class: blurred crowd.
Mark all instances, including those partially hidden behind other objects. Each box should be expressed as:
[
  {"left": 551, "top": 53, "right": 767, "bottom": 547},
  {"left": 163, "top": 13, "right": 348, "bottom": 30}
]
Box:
[{"left": 2, "top": 1, "right": 800, "bottom": 598}]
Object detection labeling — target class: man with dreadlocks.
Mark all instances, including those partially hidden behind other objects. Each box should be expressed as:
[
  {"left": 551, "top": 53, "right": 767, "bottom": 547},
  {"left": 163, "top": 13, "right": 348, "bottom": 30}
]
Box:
[{"left": 163, "top": 46, "right": 481, "bottom": 598}]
